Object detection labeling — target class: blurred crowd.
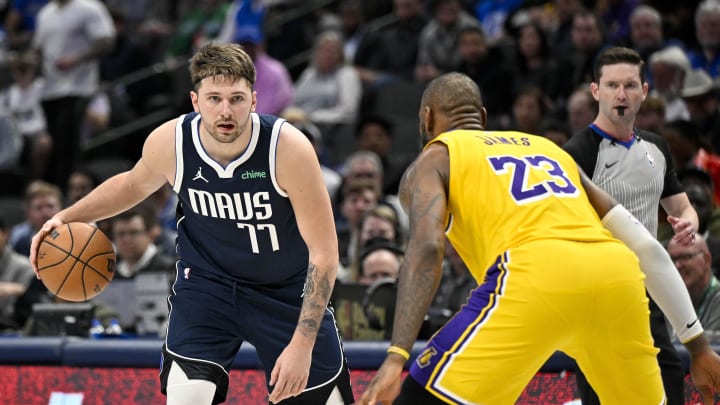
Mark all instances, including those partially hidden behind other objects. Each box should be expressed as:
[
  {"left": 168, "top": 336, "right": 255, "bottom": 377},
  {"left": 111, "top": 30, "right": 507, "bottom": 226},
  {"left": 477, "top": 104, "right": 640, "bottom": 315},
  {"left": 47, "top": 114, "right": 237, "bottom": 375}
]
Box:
[{"left": 3, "top": 0, "right": 720, "bottom": 341}]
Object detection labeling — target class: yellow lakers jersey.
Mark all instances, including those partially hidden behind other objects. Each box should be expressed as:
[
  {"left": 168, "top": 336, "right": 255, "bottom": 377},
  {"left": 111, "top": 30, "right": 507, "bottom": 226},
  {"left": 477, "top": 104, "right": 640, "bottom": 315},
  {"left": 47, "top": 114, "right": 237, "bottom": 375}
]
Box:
[{"left": 428, "top": 130, "right": 618, "bottom": 279}]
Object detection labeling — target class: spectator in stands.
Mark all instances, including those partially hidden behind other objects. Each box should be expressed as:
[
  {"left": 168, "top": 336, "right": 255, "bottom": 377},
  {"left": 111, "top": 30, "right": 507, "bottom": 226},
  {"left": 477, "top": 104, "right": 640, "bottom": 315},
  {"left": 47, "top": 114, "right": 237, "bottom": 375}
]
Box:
[
  {"left": 214, "top": 0, "right": 265, "bottom": 45},
  {"left": 566, "top": 86, "right": 598, "bottom": 135},
  {"left": 0, "top": 113, "right": 23, "bottom": 179},
  {"left": 540, "top": 119, "right": 572, "bottom": 147},
  {"left": 627, "top": 5, "right": 683, "bottom": 88},
  {"left": 662, "top": 119, "right": 720, "bottom": 206},
  {"left": 429, "top": 239, "right": 476, "bottom": 330},
  {"left": 8, "top": 181, "right": 62, "bottom": 329},
  {"left": 678, "top": 168, "right": 720, "bottom": 248},
  {"left": 510, "top": 21, "right": 567, "bottom": 107},
  {"left": 455, "top": 25, "right": 515, "bottom": 128},
  {"left": 668, "top": 234, "right": 720, "bottom": 342},
  {"left": 473, "top": 0, "right": 522, "bottom": 46},
  {"left": 282, "top": 107, "right": 342, "bottom": 199},
  {"left": 3, "top": 0, "right": 48, "bottom": 50},
  {"left": 65, "top": 167, "right": 100, "bottom": 205},
  {"left": 561, "top": 10, "right": 607, "bottom": 91},
  {"left": 345, "top": 204, "right": 404, "bottom": 283},
  {"left": 687, "top": 0, "right": 720, "bottom": 80},
  {"left": 99, "top": 6, "right": 156, "bottom": 117},
  {"left": 684, "top": 182, "right": 720, "bottom": 272},
  {"left": 648, "top": 46, "right": 691, "bottom": 121},
  {"left": 355, "top": 115, "right": 410, "bottom": 196},
  {"left": 336, "top": 0, "right": 368, "bottom": 64},
  {"left": 164, "top": 0, "right": 230, "bottom": 58},
  {"left": 105, "top": 205, "right": 174, "bottom": 333},
  {"left": 339, "top": 149, "right": 406, "bottom": 232},
  {"left": 506, "top": 85, "right": 550, "bottom": 135},
  {"left": 597, "top": 0, "right": 638, "bottom": 45},
  {"left": 415, "top": 0, "right": 479, "bottom": 82},
  {"left": 1, "top": 50, "right": 52, "bottom": 181},
  {"left": 635, "top": 96, "right": 666, "bottom": 134},
  {"left": 233, "top": 24, "right": 293, "bottom": 116},
  {"left": 547, "top": 0, "right": 583, "bottom": 60},
  {"left": 354, "top": 0, "right": 428, "bottom": 86},
  {"left": 9, "top": 180, "right": 62, "bottom": 257},
  {"left": 335, "top": 177, "right": 381, "bottom": 270},
  {"left": 32, "top": 0, "right": 115, "bottom": 187},
  {"left": 0, "top": 218, "right": 35, "bottom": 331},
  {"left": 358, "top": 237, "right": 403, "bottom": 286},
  {"left": 681, "top": 68, "right": 720, "bottom": 153},
  {"left": 291, "top": 30, "right": 362, "bottom": 132}
]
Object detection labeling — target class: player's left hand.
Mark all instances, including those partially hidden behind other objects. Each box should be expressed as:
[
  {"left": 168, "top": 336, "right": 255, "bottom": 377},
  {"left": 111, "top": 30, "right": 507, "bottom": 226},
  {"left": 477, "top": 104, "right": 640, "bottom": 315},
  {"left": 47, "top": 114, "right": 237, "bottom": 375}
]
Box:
[
  {"left": 668, "top": 216, "right": 696, "bottom": 246},
  {"left": 357, "top": 356, "right": 405, "bottom": 405},
  {"left": 268, "top": 339, "right": 312, "bottom": 404}
]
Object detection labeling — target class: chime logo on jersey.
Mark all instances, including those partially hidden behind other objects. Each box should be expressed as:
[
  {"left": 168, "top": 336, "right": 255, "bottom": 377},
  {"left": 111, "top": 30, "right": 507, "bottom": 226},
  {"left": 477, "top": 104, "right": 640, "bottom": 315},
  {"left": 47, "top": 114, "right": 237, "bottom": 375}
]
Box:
[{"left": 187, "top": 189, "right": 272, "bottom": 220}]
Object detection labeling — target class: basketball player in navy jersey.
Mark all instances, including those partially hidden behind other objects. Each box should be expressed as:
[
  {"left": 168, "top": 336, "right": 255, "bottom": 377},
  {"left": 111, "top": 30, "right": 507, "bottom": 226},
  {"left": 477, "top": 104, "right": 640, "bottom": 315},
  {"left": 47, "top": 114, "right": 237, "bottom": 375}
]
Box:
[{"left": 28, "top": 43, "right": 353, "bottom": 405}]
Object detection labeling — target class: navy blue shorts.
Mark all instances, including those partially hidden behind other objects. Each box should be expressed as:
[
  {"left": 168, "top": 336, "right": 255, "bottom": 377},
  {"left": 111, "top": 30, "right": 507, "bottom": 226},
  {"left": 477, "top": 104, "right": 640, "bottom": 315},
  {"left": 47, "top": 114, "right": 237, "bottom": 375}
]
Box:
[{"left": 160, "top": 264, "right": 351, "bottom": 404}]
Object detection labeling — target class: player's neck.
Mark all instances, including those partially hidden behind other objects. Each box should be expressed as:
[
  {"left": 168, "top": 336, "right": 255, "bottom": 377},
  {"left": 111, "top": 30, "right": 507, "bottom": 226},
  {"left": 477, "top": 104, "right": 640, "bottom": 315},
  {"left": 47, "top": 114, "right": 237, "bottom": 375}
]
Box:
[
  {"left": 592, "top": 117, "right": 634, "bottom": 142},
  {"left": 199, "top": 128, "right": 251, "bottom": 167}
]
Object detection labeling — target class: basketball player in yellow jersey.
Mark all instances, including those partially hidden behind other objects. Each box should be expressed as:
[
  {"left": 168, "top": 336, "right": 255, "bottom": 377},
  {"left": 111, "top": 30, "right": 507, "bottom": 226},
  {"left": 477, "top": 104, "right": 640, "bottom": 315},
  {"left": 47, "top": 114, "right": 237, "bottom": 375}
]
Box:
[{"left": 358, "top": 72, "right": 720, "bottom": 405}]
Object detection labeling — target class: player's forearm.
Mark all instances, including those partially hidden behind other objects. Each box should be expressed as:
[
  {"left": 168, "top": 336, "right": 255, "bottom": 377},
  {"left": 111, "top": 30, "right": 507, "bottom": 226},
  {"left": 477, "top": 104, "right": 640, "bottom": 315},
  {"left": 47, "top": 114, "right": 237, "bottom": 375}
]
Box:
[
  {"left": 294, "top": 261, "right": 335, "bottom": 344},
  {"left": 390, "top": 242, "right": 444, "bottom": 352},
  {"left": 603, "top": 205, "right": 703, "bottom": 342}
]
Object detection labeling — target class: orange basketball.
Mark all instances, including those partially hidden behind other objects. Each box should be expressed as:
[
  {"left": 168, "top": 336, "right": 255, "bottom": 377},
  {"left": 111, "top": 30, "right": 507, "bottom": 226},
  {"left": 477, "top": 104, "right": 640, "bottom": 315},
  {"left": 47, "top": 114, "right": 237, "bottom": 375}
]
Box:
[{"left": 37, "top": 222, "right": 116, "bottom": 302}]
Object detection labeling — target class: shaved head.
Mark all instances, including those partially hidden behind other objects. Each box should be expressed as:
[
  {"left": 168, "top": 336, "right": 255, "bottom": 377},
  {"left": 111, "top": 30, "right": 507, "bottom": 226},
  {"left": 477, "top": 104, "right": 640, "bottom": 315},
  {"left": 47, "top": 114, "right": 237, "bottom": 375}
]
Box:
[
  {"left": 421, "top": 72, "right": 483, "bottom": 113},
  {"left": 419, "top": 73, "right": 486, "bottom": 142}
]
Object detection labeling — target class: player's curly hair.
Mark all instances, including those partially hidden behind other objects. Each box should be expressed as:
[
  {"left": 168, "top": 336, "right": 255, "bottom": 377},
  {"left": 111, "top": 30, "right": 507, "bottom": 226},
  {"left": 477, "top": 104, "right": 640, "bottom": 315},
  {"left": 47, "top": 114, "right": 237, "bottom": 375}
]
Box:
[{"left": 189, "top": 43, "right": 256, "bottom": 89}]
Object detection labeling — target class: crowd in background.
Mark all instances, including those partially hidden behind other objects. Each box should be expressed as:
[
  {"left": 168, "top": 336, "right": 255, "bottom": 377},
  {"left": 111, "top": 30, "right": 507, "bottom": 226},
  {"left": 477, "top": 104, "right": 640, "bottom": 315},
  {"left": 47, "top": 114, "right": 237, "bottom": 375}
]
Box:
[{"left": 2, "top": 0, "right": 720, "bottom": 341}]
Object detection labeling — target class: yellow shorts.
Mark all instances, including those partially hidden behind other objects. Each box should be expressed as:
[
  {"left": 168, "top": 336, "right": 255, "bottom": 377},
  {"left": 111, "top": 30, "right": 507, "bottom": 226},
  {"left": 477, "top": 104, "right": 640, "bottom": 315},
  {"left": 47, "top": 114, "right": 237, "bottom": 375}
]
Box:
[{"left": 409, "top": 239, "right": 664, "bottom": 404}]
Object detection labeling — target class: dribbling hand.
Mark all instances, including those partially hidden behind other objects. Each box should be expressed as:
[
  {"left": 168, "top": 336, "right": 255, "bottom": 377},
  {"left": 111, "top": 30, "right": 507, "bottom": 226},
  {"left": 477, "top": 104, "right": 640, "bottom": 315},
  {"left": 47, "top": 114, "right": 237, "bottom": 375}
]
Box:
[{"left": 30, "top": 217, "right": 65, "bottom": 278}]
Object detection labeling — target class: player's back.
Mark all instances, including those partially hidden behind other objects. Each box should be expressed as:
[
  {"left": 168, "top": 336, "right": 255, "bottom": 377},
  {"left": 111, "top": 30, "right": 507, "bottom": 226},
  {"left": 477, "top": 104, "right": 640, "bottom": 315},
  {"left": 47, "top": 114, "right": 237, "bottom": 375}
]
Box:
[{"left": 429, "top": 130, "right": 617, "bottom": 277}]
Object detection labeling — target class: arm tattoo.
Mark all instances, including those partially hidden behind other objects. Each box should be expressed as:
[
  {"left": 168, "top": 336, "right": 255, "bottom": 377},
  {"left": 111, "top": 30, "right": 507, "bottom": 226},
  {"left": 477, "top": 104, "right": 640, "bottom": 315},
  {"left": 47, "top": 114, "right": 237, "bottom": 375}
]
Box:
[
  {"left": 302, "top": 264, "right": 315, "bottom": 297},
  {"left": 297, "top": 262, "right": 333, "bottom": 338}
]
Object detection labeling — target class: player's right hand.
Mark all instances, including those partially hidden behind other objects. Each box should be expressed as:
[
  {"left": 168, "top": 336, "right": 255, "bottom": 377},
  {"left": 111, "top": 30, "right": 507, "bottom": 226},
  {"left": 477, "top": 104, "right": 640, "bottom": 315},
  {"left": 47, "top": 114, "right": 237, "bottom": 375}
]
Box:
[
  {"left": 30, "top": 217, "right": 65, "bottom": 278},
  {"left": 357, "top": 356, "right": 405, "bottom": 405}
]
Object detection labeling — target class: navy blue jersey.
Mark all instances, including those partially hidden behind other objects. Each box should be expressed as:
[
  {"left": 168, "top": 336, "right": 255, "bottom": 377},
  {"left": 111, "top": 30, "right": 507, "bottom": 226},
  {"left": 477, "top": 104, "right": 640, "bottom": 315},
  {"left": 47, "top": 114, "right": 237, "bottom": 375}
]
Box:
[{"left": 172, "top": 112, "right": 309, "bottom": 284}]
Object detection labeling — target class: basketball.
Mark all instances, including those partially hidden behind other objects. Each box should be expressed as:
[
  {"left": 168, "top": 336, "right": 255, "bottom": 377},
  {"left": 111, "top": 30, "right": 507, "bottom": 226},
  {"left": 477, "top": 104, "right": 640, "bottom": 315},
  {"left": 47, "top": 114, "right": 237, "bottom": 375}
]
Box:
[{"left": 37, "top": 222, "right": 116, "bottom": 302}]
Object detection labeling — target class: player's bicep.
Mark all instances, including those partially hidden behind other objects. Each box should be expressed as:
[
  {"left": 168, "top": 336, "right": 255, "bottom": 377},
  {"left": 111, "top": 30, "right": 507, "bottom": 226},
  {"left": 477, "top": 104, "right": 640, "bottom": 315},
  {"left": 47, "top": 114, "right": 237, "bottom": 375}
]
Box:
[
  {"left": 401, "top": 145, "right": 449, "bottom": 243},
  {"left": 137, "top": 120, "right": 177, "bottom": 189},
  {"left": 276, "top": 125, "right": 338, "bottom": 265}
]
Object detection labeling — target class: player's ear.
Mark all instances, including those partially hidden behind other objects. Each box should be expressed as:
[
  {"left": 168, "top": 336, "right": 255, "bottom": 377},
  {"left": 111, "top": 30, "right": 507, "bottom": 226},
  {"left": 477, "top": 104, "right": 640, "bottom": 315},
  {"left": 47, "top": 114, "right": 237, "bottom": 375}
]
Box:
[
  {"left": 423, "top": 105, "right": 433, "bottom": 134},
  {"left": 480, "top": 106, "right": 487, "bottom": 129},
  {"left": 190, "top": 90, "right": 200, "bottom": 113}
]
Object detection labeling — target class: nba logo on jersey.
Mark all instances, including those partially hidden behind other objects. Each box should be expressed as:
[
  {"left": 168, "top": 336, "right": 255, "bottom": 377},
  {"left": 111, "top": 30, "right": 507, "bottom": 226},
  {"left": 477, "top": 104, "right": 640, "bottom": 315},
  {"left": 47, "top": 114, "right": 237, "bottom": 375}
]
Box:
[
  {"left": 184, "top": 268, "right": 191, "bottom": 279},
  {"left": 645, "top": 151, "right": 656, "bottom": 168}
]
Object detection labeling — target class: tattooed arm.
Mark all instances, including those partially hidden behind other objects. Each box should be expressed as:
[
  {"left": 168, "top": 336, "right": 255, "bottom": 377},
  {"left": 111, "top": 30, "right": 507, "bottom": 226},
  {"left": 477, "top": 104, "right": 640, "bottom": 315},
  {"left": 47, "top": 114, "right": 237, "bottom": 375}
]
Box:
[
  {"left": 269, "top": 120, "right": 339, "bottom": 403},
  {"left": 391, "top": 143, "right": 449, "bottom": 353},
  {"left": 357, "top": 142, "right": 450, "bottom": 405}
]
